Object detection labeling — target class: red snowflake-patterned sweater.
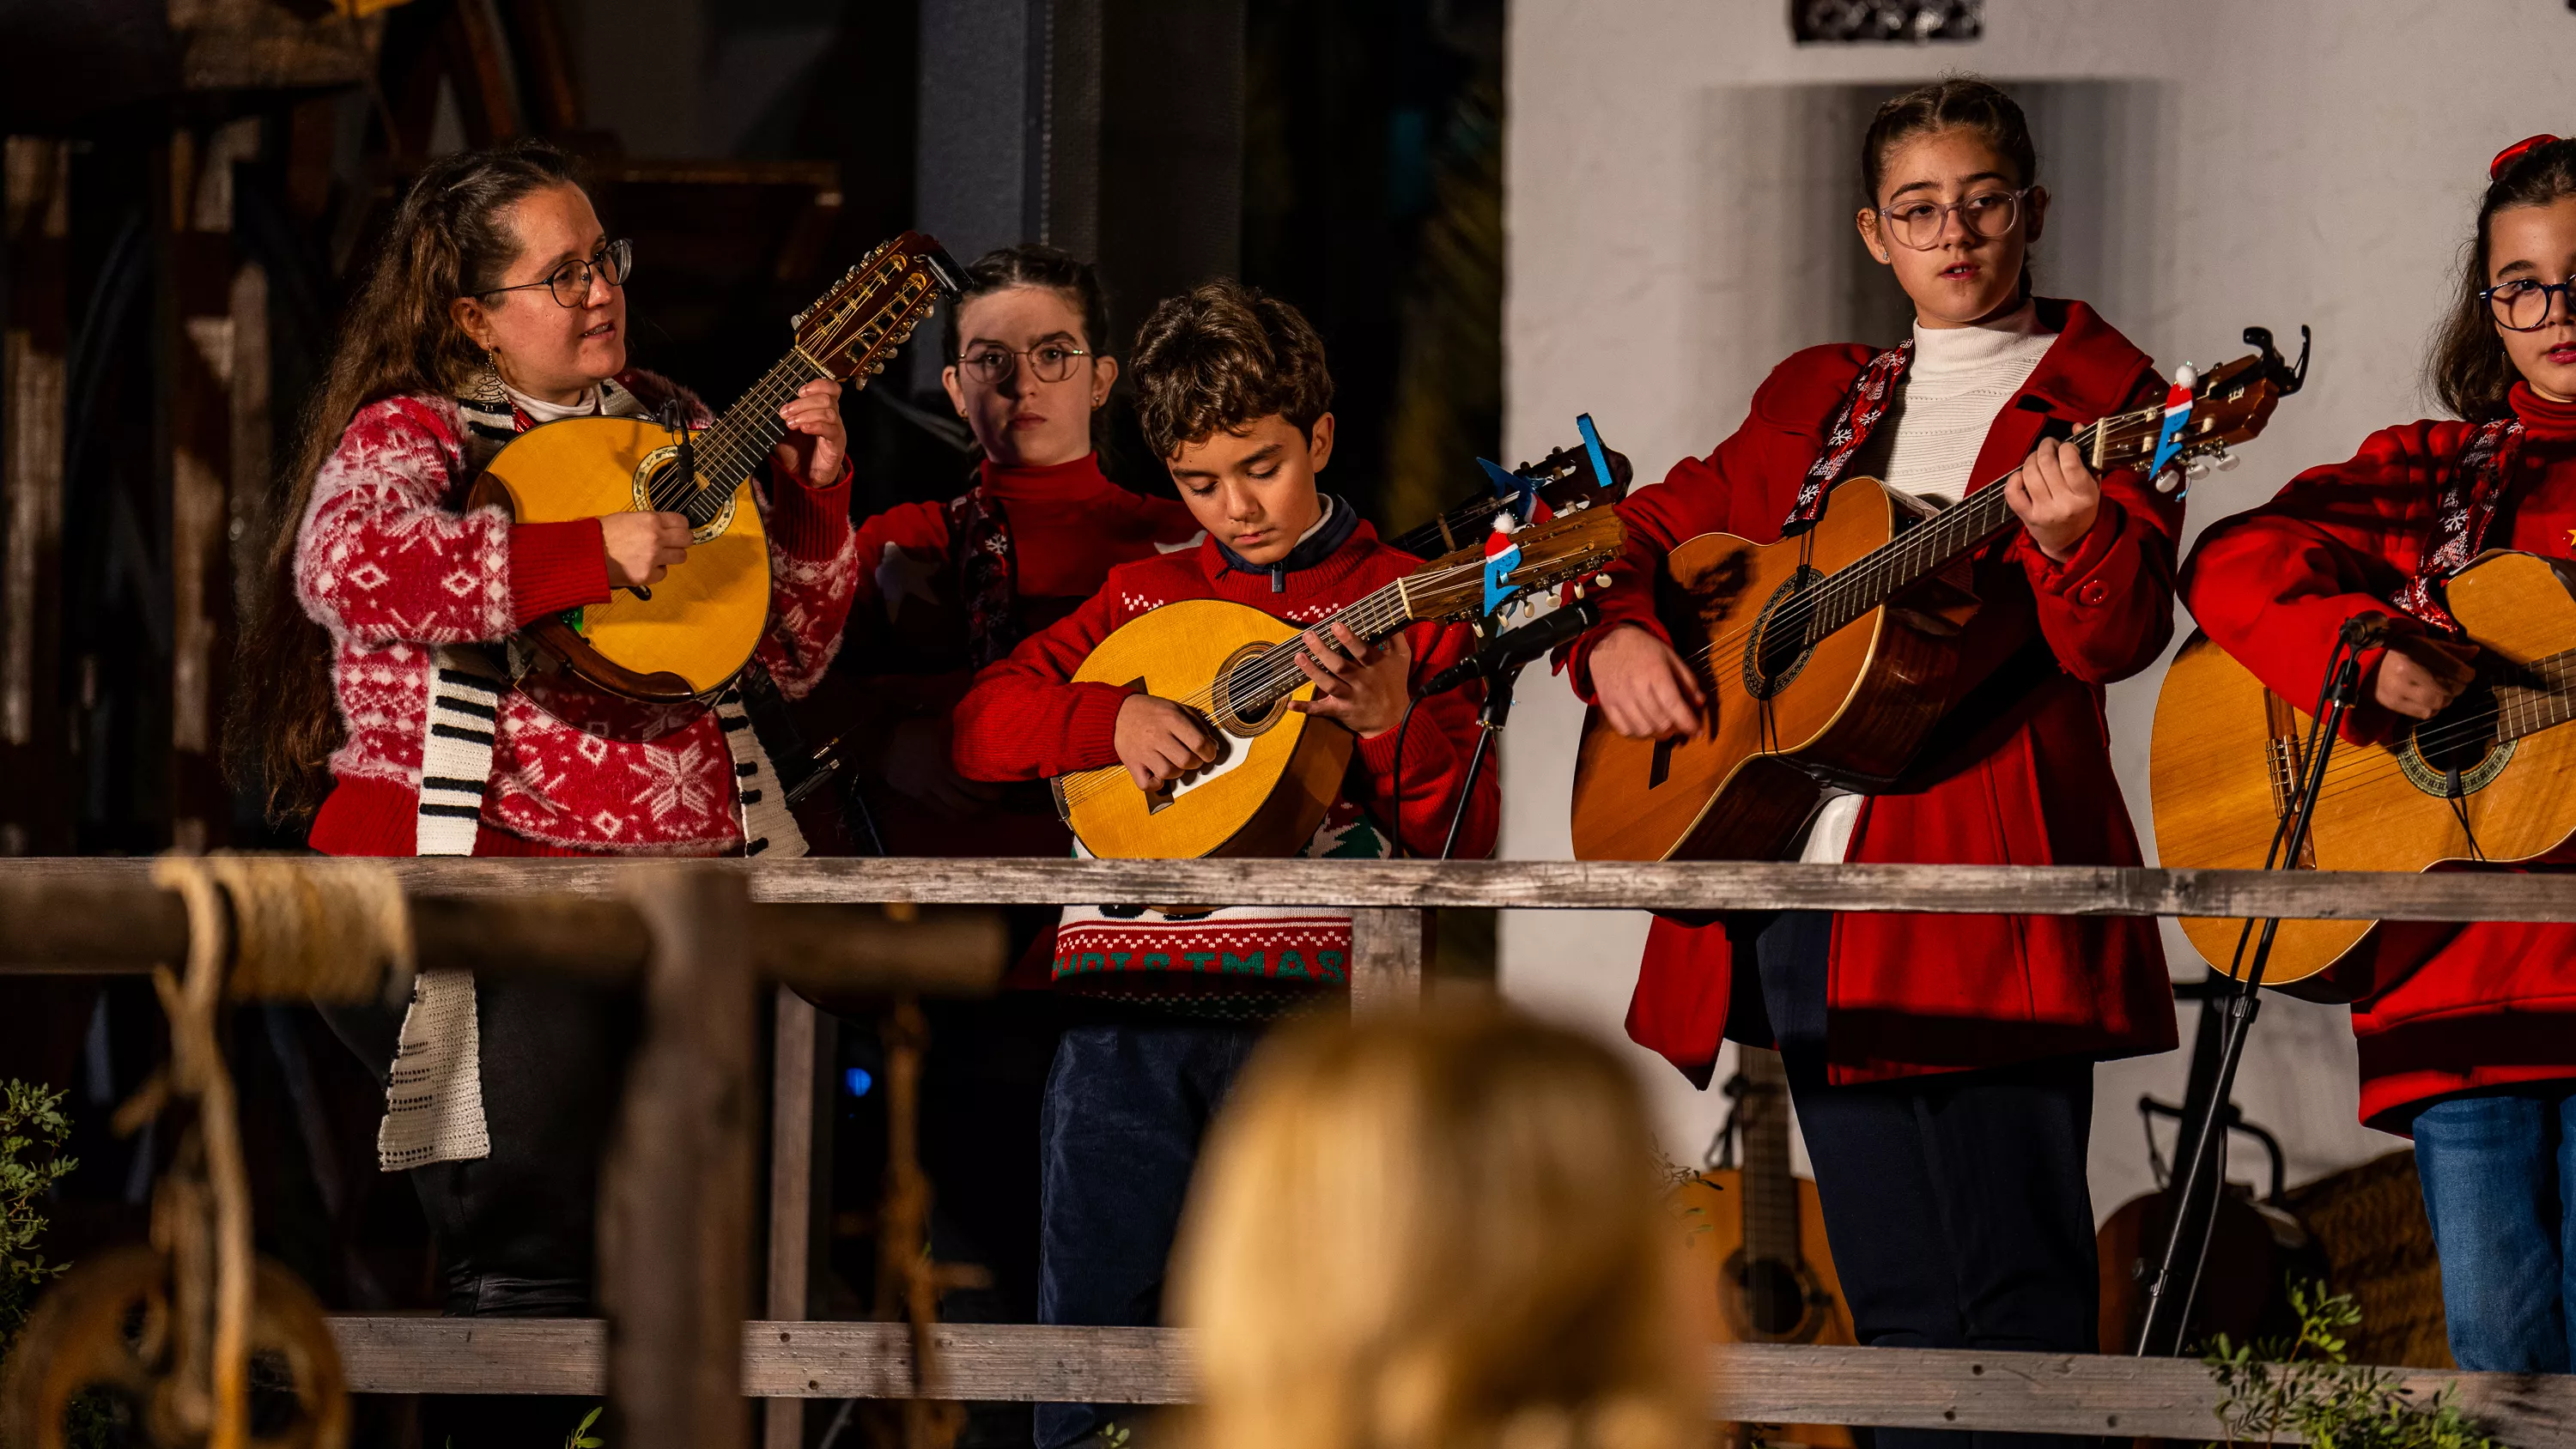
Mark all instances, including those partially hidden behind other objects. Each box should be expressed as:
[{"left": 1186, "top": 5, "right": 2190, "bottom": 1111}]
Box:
[
  {"left": 950, "top": 521, "right": 1499, "bottom": 990},
  {"left": 299, "top": 373, "right": 860, "bottom": 857}
]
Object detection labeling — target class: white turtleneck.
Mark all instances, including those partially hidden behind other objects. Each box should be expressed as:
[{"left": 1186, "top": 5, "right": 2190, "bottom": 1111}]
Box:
[
  {"left": 1796, "top": 300, "right": 2059, "bottom": 865},
  {"left": 502, "top": 380, "right": 606, "bottom": 424}
]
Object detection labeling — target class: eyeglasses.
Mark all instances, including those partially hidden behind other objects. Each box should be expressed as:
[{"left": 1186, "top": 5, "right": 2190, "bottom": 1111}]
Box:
[
  {"left": 954, "top": 341, "right": 1093, "bottom": 386},
  {"left": 469, "top": 239, "right": 633, "bottom": 307},
  {"left": 1876, "top": 187, "right": 2030, "bottom": 251},
  {"left": 2482, "top": 276, "right": 2576, "bottom": 332}
]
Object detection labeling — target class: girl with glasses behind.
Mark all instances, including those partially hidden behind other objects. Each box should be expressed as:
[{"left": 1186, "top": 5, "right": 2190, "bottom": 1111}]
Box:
[
  {"left": 2184, "top": 134, "right": 2576, "bottom": 1372},
  {"left": 1563, "top": 76, "right": 2180, "bottom": 1426},
  {"left": 228, "top": 137, "right": 860, "bottom": 1449},
  {"left": 808, "top": 245, "right": 1202, "bottom": 863}
]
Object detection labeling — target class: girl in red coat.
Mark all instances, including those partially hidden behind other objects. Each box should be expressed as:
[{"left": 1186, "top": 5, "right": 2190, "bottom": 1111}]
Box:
[
  {"left": 817, "top": 245, "right": 1201, "bottom": 858},
  {"left": 230, "top": 139, "right": 855, "bottom": 1444},
  {"left": 2182, "top": 135, "right": 2576, "bottom": 1372},
  {"left": 1569, "top": 77, "right": 2178, "bottom": 1403}
]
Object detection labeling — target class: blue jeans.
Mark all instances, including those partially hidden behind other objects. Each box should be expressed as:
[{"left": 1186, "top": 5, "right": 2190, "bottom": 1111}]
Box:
[
  {"left": 1035, "top": 1020, "right": 1263, "bottom": 1449},
  {"left": 2412, "top": 1088, "right": 2576, "bottom": 1371}
]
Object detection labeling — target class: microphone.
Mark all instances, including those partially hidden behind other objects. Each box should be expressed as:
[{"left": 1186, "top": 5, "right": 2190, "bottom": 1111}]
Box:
[
  {"left": 1421, "top": 599, "right": 1601, "bottom": 696},
  {"left": 2340, "top": 612, "right": 2395, "bottom": 648}
]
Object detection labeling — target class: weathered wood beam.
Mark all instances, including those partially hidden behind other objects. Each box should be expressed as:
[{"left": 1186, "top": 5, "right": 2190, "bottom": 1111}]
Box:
[
  {"left": 0, "top": 875, "right": 1004, "bottom": 998},
  {"left": 321, "top": 1321, "right": 2576, "bottom": 1446},
  {"left": 0, "top": 855, "right": 2560, "bottom": 924}
]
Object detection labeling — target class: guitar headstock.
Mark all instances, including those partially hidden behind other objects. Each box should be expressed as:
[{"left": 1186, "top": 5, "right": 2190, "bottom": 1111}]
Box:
[
  {"left": 1403, "top": 504, "right": 1628, "bottom": 622},
  {"left": 789, "top": 232, "right": 964, "bottom": 384},
  {"left": 2090, "top": 325, "right": 2310, "bottom": 487}
]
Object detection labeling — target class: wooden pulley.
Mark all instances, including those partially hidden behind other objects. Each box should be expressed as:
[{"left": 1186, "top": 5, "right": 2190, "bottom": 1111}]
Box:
[{"left": 0, "top": 1245, "right": 348, "bottom": 1449}]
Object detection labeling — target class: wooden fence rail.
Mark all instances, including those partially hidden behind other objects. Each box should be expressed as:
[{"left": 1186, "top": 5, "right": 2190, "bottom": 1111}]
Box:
[
  {"left": 7, "top": 853, "right": 2576, "bottom": 919},
  {"left": 318, "top": 1319, "right": 2576, "bottom": 1447}
]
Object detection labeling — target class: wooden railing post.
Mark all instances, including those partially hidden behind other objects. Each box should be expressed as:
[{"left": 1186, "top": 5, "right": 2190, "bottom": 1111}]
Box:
[
  {"left": 762, "top": 985, "right": 831, "bottom": 1449},
  {"left": 601, "top": 865, "right": 758, "bottom": 1449},
  {"left": 1349, "top": 906, "right": 1423, "bottom": 1011}
]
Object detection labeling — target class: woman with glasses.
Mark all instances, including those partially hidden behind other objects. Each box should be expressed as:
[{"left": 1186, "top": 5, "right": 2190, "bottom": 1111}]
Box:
[
  {"left": 2184, "top": 134, "right": 2576, "bottom": 1372},
  {"left": 812, "top": 244, "right": 1199, "bottom": 860},
  {"left": 1564, "top": 76, "right": 2178, "bottom": 1416},
  {"left": 230, "top": 138, "right": 858, "bottom": 1448}
]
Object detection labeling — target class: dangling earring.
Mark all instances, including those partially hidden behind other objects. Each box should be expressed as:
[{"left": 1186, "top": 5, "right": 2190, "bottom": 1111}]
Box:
[{"left": 477, "top": 349, "right": 508, "bottom": 406}]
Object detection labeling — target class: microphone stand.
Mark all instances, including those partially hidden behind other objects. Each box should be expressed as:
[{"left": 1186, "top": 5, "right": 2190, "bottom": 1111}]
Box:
[
  {"left": 1438, "top": 653, "right": 1524, "bottom": 861},
  {"left": 2134, "top": 620, "right": 2371, "bottom": 1355}
]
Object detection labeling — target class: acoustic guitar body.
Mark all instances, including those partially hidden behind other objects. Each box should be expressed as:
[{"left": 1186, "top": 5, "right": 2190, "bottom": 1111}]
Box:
[
  {"left": 1058, "top": 597, "right": 1353, "bottom": 860},
  {"left": 2153, "top": 550, "right": 2576, "bottom": 995},
  {"left": 1570, "top": 478, "right": 1964, "bottom": 862},
  {"left": 467, "top": 415, "right": 770, "bottom": 702}
]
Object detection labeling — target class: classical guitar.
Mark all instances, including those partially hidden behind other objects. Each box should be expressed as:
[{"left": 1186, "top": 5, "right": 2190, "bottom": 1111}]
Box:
[
  {"left": 468, "top": 232, "right": 963, "bottom": 702},
  {"left": 1671, "top": 1047, "right": 1856, "bottom": 1449},
  {"left": 2151, "top": 549, "right": 2576, "bottom": 996},
  {"left": 1052, "top": 505, "right": 1626, "bottom": 859},
  {"left": 1569, "top": 327, "right": 2308, "bottom": 864}
]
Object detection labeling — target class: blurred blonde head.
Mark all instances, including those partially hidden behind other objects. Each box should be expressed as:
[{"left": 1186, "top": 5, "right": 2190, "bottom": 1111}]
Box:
[{"left": 1171, "top": 1003, "right": 1705, "bottom": 1449}]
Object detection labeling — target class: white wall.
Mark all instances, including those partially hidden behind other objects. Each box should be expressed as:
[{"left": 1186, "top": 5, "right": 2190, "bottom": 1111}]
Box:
[{"left": 1499, "top": 0, "right": 2570, "bottom": 1217}]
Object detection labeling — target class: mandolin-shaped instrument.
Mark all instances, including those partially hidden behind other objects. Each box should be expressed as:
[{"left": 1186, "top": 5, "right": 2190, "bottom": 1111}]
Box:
[
  {"left": 2152, "top": 549, "right": 2576, "bottom": 997},
  {"left": 1569, "top": 327, "right": 2307, "bottom": 864},
  {"left": 468, "top": 232, "right": 962, "bottom": 702},
  {"left": 1053, "top": 504, "right": 1627, "bottom": 859}
]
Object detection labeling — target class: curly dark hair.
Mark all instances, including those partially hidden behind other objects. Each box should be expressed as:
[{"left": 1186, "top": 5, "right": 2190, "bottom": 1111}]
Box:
[
  {"left": 1128, "top": 279, "right": 1334, "bottom": 459},
  {"left": 227, "top": 138, "right": 586, "bottom": 822},
  {"left": 2428, "top": 136, "right": 2576, "bottom": 422}
]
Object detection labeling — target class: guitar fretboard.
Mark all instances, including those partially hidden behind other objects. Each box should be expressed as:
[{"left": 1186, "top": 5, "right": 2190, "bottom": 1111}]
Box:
[
  {"left": 2477, "top": 648, "right": 2576, "bottom": 743},
  {"left": 1737, "top": 1049, "right": 1801, "bottom": 1281},
  {"left": 649, "top": 352, "right": 830, "bottom": 528}
]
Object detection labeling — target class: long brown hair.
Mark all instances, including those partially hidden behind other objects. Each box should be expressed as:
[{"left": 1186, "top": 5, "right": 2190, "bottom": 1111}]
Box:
[
  {"left": 2429, "top": 136, "right": 2576, "bottom": 422},
  {"left": 1172, "top": 1004, "right": 1704, "bottom": 1449},
  {"left": 227, "top": 140, "right": 583, "bottom": 821}
]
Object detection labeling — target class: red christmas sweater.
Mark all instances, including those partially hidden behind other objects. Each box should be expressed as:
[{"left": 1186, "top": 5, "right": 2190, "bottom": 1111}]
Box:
[
  {"left": 949, "top": 518, "right": 1499, "bottom": 991},
  {"left": 299, "top": 373, "right": 860, "bottom": 858},
  {"left": 809, "top": 452, "right": 1202, "bottom": 857},
  {"left": 2181, "top": 381, "right": 2576, "bottom": 1130}
]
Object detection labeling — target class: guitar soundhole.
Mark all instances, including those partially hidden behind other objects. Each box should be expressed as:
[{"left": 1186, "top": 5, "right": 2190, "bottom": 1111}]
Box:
[
  {"left": 2397, "top": 695, "right": 2515, "bottom": 799},
  {"left": 1213, "top": 644, "right": 1290, "bottom": 737},
  {"left": 1741, "top": 567, "right": 1826, "bottom": 700},
  {"left": 1732, "top": 1254, "right": 1807, "bottom": 1338}
]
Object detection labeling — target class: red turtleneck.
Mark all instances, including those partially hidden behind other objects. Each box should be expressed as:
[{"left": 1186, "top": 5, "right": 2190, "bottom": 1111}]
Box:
[{"left": 2182, "top": 382, "right": 2576, "bottom": 1129}]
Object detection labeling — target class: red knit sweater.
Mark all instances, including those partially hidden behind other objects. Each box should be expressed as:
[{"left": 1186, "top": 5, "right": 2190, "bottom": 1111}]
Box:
[
  {"left": 300, "top": 374, "right": 859, "bottom": 858},
  {"left": 809, "top": 452, "right": 1202, "bottom": 857},
  {"left": 2183, "top": 381, "right": 2576, "bottom": 1129},
  {"left": 950, "top": 522, "right": 1500, "bottom": 982}
]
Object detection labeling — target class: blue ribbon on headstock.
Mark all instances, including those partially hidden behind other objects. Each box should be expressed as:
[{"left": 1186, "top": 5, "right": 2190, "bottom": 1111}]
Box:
[{"left": 1481, "top": 537, "right": 1525, "bottom": 616}]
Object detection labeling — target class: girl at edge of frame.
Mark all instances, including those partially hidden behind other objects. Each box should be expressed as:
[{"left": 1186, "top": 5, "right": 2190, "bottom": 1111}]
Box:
[
  {"left": 1564, "top": 74, "right": 2180, "bottom": 1410},
  {"left": 1170, "top": 1004, "right": 1710, "bottom": 1449},
  {"left": 2182, "top": 132, "right": 2576, "bottom": 1373},
  {"left": 807, "top": 244, "right": 1202, "bottom": 870},
  {"left": 226, "top": 138, "right": 860, "bottom": 1446}
]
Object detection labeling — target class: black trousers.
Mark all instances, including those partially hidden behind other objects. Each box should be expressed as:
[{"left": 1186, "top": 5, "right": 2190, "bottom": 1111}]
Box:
[
  {"left": 1741, "top": 912, "right": 2100, "bottom": 1449},
  {"left": 325, "top": 973, "right": 635, "bottom": 1449}
]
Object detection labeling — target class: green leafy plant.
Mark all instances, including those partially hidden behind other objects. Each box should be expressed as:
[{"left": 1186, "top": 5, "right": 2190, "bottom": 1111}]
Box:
[
  {"left": 566, "top": 1404, "right": 605, "bottom": 1448},
  {"left": 0, "top": 1079, "right": 77, "bottom": 1356},
  {"left": 2202, "top": 1281, "right": 2501, "bottom": 1449}
]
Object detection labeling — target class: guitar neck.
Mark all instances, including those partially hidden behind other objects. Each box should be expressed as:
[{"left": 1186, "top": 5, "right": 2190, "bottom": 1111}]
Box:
[
  {"left": 675, "top": 352, "right": 834, "bottom": 526},
  {"left": 1794, "top": 415, "right": 2114, "bottom": 640},
  {"left": 1736, "top": 1049, "right": 1802, "bottom": 1268},
  {"left": 1219, "top": 579, "right": 1419, "bottom": 720}
]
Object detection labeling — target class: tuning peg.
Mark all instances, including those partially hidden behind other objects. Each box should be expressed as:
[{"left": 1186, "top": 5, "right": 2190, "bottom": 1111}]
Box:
[
  {"left": 1595, "top": 573, "right": 1613, "bottom": 589},
  {"left": 1572, "top": 584, "right": 1586, "bottom": 600},
  {"left": 2213, "top": 448, "right": 2239, "bottom": 472}
]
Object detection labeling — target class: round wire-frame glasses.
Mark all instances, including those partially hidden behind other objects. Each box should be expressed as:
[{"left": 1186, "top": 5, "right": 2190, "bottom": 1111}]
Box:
[
  {"left": 469, "top": 239, "right": 633, "bottom": 307},
  {"left": 955, "top": 342, "right": 1093, "bottom": 386},
  {"left": 2482, "top": 276, "right": 2576, "bottom": 332},
  {"left": 1877, "top": 187, "right": 2030, "bottom": 251}
]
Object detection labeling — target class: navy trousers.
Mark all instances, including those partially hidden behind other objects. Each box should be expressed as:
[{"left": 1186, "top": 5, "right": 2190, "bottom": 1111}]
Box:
[
  {"left": 1034, "top": 1019, "right": 1264, "bottom": 1449},
  {"left": 1745, "top": 911, "right": 2101, "bottom": 1449}
]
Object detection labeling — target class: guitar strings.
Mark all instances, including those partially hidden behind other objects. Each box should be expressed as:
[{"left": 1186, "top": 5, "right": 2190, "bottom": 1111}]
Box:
[{"left": 1054, "top": 549, "right": 1551, "bottom": 807}]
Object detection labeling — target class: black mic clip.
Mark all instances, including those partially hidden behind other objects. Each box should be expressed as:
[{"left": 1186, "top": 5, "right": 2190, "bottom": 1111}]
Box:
[{"left": 1421, "top": 599, "right": 1601, "bottom": 696}]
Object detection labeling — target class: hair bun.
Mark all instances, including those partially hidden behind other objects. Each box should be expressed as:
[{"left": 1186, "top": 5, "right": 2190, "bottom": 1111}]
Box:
[{"left": 2492, "top": 134, "right": 2561, "bottom": 180}]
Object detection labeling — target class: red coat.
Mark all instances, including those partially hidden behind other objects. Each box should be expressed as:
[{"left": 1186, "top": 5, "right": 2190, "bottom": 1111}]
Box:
[
  {"left": 1565, "top": 298, "right": 2181, "bottom": 1086},
  {"left": 2179, "top": 382, "right": 2576, "bottom": 1130}
]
